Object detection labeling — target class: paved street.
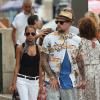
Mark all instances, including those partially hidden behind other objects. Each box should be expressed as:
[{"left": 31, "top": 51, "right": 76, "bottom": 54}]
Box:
[{"left": 0, "top": 94, "right": 12, "bottom": 100}]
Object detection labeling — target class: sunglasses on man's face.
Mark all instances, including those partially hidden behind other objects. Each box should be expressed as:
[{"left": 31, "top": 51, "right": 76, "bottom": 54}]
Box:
[
  {"left": 55, "top": 21, "right": 65, "bottom": 25},
  {"left": 55, "top": 19, "right": 72, "bottom": 25},
  {"left": 25, "top": 32, "right": 36, "bottom": 36}
]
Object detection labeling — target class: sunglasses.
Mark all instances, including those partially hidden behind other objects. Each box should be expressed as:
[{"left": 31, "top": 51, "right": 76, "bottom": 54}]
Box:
[
  {"left": 55, "top": 21, "right": 65, "bottom": 25},
  {"left": 55, "top": 19, "right": 72, "bottom": 25},
  {"left": 25, "top": 32, "right": 36, "bottom": 36}
]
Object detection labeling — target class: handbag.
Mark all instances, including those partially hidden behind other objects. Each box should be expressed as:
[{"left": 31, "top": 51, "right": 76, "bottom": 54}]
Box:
[
  {"left": 12, "top": 90, "right": 20, "bottom": 100},
  {"left": 37, "top": 84, "right": 46, "bottom": 100}
]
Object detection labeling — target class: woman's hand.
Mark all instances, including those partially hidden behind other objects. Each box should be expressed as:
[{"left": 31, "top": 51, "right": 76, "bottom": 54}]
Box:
[{"left": 9, "top": 82, "right": 16, "bottom": 92}]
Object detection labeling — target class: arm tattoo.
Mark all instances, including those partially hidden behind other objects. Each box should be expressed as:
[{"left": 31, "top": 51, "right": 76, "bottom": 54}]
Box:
[{"left": 40, "top": 52, "right": 55, "bottom": 78}]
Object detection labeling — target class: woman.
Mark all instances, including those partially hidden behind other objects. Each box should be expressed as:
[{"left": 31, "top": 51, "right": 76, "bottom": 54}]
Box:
[
  {"left": 77, "top": 17, "right": 100, "bottom": 100},
  {"left": 10, "top": 25, "right": 42, "bottom": 100},
  {"left": 85, "top": 11, "right": 100, "bottom": 43}
]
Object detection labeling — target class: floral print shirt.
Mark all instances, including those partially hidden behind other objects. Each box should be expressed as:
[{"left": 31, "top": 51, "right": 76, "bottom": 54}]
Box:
[{"left": 41, "top": 31, "right": 81, "bottom": 86}]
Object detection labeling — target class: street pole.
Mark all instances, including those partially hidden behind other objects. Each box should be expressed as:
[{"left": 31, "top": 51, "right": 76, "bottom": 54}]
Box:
[{"left": 72, "top": 0, "right": 88, "bottom": 26}]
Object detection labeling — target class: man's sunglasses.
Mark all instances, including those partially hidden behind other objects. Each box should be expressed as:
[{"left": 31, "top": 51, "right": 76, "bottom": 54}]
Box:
[
  {"left": 55, "top": 20, "right": 71, "bottom": 25},
  {"left": 55, "top": 21, "right": 65, "bottom": 25},
  {"left": 25, "top": 32, "right": 36, "bottom": 36}
]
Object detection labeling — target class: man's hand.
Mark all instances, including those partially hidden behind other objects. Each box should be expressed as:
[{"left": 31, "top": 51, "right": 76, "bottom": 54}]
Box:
[{"left": 49, "top": 77, "right": 59, "bottom": 90}]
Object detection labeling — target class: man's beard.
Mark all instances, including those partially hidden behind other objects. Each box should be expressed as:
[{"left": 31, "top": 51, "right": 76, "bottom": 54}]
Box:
[{"left": 56, "top": 27, "right": 65, "bottom": 34}]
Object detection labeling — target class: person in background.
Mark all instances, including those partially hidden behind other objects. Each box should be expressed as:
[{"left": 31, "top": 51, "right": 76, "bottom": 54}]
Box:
[
  {"left": 78, "top": 17, "right": 100, "bottom": 100},
  {"left": 10, "top": 25, "right": 42, "bottom": 100},
  {"left": 28, "top": 15, "right": 53, "bottom": 46},
  {"left": 41, "top": 10, "right": 85, "bottom": 100},
  {"left": 85, "top": 11, "right": 100, "bottom": 43},
  {"left": 28, "top": 15, "right": 43, "bottom": 32},
  {"left": 85, "top": 11, "right": 100, "bottom": 25},
  {"left": 12, "top": 0, "right": 33, "bottom": 52}
]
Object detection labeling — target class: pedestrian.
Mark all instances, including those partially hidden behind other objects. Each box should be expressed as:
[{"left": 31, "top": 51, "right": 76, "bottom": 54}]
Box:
[
  {"left": 12, "top": 0, "right": 33, "bottom": 56},
  {"left": 27, "top": 15, "right": 53, "bottom": 46},
  {"left": 42, "top": 8, "right": 79, "bottom": 35},
  {"left": 41, "top": 10, "right": 85, "bottom": 100},
  {"left": 78, "top": 17, "right": 100, "bottom": 100},
  {"left": 10, "top": 25, "right": 41, "bottom": 100},
  {"left": 28, "top": 15, "right": 43, "bottom": 31},
  {"left": 85, "top": 11, "right": 100, "bottom": 43}
]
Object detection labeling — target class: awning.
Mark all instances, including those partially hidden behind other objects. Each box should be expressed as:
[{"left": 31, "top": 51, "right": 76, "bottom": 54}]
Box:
[
  {"left": 88, "top": 0, "right": 100, "bottom": 14},
  {"left": 0, "top": 0, "right": 23, "bottom": 11}
]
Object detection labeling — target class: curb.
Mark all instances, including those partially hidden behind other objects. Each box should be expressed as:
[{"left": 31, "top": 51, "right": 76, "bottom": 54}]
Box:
[{"left": 0, "top": 94, "right": 12, "bottom": 100}]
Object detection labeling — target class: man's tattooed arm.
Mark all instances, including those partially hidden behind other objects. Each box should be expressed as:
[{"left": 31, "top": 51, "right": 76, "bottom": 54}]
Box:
[{"left": 40, "top": 52, "right": 55, "bottom": 78}]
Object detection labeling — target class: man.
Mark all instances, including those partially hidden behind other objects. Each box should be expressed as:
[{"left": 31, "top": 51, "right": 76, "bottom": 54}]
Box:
[
  {"left": 42, "top": 19, "right": 79, "bottom": 35},
  {"left": 42, "top": 8, "right": 79, "bottom": 35},
  {"left": 12, "top": 0, "right": 33, "bottom": 46},
  {"left": 41, "top": 10, "right": 85, "bottom": 100}
]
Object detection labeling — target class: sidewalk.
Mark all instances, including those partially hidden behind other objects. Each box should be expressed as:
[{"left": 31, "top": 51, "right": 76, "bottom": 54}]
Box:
[{"left": 0, "top": 94, "right": 12, "bottom": 100}]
